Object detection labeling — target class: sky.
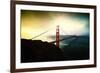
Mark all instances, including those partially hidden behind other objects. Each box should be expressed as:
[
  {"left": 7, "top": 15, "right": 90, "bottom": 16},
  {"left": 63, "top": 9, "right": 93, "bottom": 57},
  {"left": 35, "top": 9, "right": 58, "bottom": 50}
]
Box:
[{"left": 21, "top": 10, "right": 89, "bottom": 42}]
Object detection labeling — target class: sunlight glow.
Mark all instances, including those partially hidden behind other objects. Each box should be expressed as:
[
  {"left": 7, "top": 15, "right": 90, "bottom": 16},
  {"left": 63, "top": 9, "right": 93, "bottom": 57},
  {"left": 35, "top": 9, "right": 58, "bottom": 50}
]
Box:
[{"left": 21, "top": 10, "right": 89, "bottom": 42}]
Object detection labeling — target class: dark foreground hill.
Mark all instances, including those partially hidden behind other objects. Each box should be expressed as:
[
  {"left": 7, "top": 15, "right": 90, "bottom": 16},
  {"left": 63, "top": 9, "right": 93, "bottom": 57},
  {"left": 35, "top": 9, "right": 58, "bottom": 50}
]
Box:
[
  {"left": 21, "top": 36, "right": 89, "bottom": 63},
  {"left": 21, "top": 39, "right": 64, "bottom": 63}
]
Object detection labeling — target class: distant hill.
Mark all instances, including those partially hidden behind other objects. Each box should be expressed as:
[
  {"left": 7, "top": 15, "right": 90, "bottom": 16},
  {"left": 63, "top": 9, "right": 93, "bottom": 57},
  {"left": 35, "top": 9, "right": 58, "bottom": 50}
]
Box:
[{"left": 21, "top": 39, "right": 64, "bottom": 63}]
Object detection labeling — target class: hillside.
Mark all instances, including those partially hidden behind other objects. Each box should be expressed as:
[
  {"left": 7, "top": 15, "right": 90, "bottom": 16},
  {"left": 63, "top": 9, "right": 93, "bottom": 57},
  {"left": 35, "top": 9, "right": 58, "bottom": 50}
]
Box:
[{"left": 21, "top": 39, "right": 64, "bottom": 63}]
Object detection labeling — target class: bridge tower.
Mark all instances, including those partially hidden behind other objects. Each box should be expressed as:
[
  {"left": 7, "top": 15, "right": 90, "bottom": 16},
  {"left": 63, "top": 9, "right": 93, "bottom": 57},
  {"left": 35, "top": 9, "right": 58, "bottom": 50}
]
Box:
[{"left": 56, "top": 25, "right": 60, "bottom": 48}]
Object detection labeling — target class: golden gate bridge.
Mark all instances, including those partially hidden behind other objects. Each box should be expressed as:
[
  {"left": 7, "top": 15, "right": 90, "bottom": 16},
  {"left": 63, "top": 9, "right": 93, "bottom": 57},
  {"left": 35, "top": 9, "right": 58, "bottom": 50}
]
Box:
[{"left": 31, "top": 25, "right": 78, "bottom": 48}]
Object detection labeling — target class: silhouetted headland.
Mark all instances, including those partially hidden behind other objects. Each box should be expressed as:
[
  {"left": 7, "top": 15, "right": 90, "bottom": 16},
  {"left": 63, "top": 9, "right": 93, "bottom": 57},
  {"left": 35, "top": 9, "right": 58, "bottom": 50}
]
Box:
[
  {"left": 21, "top": 36, "right": 89, "bottom": 63},
  {"left": 21, "top": 39, "right": 64, "bottom": 63}
]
